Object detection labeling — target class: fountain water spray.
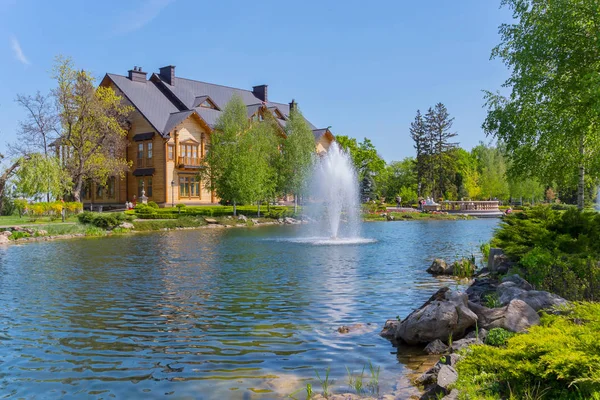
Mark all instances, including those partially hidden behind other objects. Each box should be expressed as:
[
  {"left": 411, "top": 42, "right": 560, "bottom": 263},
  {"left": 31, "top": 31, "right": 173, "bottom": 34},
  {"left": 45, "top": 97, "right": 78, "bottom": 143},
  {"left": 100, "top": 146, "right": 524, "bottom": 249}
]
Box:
[{"left": 307, "top": 142, "right": 361, "bottom": 240}]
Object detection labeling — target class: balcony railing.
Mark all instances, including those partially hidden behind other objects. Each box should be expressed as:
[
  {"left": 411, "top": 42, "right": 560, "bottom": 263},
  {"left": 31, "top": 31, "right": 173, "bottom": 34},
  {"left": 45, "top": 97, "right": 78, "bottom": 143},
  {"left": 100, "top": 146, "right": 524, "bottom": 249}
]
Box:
[{"left": 178, "top": 156, "right": 201, "bottom": 168}]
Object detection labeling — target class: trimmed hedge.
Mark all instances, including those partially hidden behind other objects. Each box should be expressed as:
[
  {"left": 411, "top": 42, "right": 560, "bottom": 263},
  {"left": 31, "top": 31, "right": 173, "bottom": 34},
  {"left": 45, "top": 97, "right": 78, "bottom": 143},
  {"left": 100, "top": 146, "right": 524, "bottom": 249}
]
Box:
[{"left": 77, "top": 211, "right": 133, "bottom": 229}]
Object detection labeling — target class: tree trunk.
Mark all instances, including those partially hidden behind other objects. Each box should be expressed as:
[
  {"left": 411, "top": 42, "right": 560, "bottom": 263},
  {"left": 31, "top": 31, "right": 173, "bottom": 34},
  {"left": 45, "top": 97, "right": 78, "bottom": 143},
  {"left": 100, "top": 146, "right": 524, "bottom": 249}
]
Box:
[
  {"left": 578, "top": 138, "right": 585, "bottom": 210},
  {"left": 233, "top": 200, "right": 237, "bottom": 216},
  {"left": 0, "top": 160, "right": 21, "bottom": 205},
  {"left": 257, "top": 202, "right": 261, "bottom": 217},
  {"left": 578, "top": 163, "right": 585, "bottom": 209},
  {"left": 73, "top": 175, "right": 83, "bottom": 203}
]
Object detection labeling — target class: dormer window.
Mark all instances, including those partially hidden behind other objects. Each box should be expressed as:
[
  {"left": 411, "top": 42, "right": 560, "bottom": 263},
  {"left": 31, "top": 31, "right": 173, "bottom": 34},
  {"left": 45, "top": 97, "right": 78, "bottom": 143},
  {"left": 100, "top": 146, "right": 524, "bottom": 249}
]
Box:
[
  {"left": 193, "top": 96, "right": 219, "bottom": 110},
  {"left": 200, "top": 99, "right": 217, "bottom": 109}
]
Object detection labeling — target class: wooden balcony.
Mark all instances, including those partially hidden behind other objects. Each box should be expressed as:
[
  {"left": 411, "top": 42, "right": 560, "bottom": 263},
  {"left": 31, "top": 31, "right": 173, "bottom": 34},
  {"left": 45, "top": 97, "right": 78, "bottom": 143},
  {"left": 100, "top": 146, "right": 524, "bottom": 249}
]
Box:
[{"left": 178, "top": 156, "right": 202, "bottom": 169}]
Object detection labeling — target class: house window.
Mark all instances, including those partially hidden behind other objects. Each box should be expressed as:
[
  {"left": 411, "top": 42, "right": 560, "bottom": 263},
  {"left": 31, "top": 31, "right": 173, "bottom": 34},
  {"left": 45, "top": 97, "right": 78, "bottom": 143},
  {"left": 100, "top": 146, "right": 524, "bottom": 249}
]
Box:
[
  {"left": 168, "top": 144, "right": 174, "bottom": 160},
  {"left": 147, "top": 142, "right": 153, "bottom": 166},
  {"left": 180, "top": 143, "right": 199, "bottom": 165},
  {"left": 96, "top": 184, "right": 104, "bottom": 199},
  {"left": 179, "top": 176, "right": 200, "bottom": 198},
  {"left": 200, "top": 100, "right": 215, "bottom": 109},
  {"left": 82, "top": 180, "right": 92, "bottom": 200},
  {"left": 107, "top": 177, "right": 116, "bottom": 199},
  {"left": 137, "top": 143, "right": 144, "bottom": 167}
]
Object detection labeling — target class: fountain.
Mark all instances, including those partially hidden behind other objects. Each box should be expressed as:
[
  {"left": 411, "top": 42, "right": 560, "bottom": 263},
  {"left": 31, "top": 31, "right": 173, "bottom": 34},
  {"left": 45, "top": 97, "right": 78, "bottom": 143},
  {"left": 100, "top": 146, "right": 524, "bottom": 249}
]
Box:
[{"left": 300, "top": 142, "right": 373, "bottom": 245}]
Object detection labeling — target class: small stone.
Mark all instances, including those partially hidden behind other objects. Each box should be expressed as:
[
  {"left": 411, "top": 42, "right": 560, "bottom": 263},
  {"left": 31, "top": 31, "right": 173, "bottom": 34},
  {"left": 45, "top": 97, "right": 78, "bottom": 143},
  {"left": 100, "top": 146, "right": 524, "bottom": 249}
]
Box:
[
  {"left": 0, "top": 231, "right": 11, "bottom": 237},
  {"left": 426, "top": 259, "right": 449, "bottom": 275},
  {"left": 379, "top": 319, "right": 400, "bottom": 339},
  {"left": 442, "top": 388, "right": 460, "bottom": 400},
  {"left": 36, "top": 230, "right": 48, "bottom": 236},
  {"left": 424, "top": 339, "right": 449, "bottom": 355},
  {"left": 119, "top": 222, "right": 134, "bottom": 230},
  {"left": 0, "top": 235, "right": 9, "bottom": 244},
  {"left": 237, "top": 214, "right": 247, "bottom": 222},
  {"left": 450, "top": 337, "right": 481, "bottom": 352},
  {"left": 204, "top": 218, "right": 218, "bottom": 224},
  {"left": 251, "top": 219, "right": 259, "bottom": 224},
  {"left": 436, "top": 365, "right": 458, "bottom": 390}
]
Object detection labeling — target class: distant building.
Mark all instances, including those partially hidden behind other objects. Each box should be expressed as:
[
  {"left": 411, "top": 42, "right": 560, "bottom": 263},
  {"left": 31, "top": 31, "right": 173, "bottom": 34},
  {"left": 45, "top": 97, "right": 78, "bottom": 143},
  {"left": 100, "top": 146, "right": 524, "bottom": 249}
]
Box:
[{"left": 76, "top": 65, "right": 334, "bottom": 207}]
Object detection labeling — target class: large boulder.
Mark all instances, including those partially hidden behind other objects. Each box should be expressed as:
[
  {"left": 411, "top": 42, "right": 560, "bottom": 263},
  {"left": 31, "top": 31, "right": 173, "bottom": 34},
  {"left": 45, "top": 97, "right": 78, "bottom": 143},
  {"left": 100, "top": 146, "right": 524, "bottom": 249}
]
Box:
[
  {"left": 497, "top": 280, "right": 567, "bottom": 311},
  {"left": 501, "top": 274, "right": 533, "bottom": 290},
  {"left": 505, "top": 299, "right": 540, "bottom": 332},
  {"left": 514, "top": 290, "right": 568, "bottom": 312},
  {"left": 468, "top": 299, "right": 539, "bottom": 332},
  {"left": 466, "top": 278, "right": 497, "bottom": 304},
  {"left": 426, "top": 259, "right": 452, "bottom": 275},
  {"left": 0, "top": 235, "right": 9, "bottom": 245},
  {"left": 395, "top": 288, "right": 478, "bottom": 345}
]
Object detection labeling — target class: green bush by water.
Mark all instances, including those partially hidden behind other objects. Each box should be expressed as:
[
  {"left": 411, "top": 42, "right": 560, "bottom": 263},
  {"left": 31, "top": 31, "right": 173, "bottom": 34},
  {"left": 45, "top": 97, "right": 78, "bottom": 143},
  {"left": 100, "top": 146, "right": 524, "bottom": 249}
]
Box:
[
  {"left": 455, "top": 302, "right": 600, "bottom": 400},
  {"left": 492, "top": 206, "right": 600, "bottom": 300}
]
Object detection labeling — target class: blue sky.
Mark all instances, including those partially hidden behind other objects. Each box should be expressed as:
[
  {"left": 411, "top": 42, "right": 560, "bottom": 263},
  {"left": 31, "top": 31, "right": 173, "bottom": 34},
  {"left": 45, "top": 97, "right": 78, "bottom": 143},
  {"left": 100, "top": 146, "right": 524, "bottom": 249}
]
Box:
[{"left": 0, "top": 0, "right": 511, "bottom": 162}]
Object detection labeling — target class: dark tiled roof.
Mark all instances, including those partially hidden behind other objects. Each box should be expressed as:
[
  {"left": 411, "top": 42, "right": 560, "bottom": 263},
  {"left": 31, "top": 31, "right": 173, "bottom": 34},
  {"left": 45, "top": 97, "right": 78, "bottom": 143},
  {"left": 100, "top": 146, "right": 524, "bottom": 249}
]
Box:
[
  {"left": 312, "top": 128, "right": 330, "bottom": 139},
  {"left": 103, "top": 69, "right": 326, "bottom": 138}
]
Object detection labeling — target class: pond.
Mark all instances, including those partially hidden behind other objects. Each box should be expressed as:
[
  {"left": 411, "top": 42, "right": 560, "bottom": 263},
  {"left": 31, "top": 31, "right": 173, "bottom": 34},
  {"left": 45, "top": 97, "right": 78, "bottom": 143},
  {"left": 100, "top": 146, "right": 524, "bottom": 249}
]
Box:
[{"left": 0, "top": 219, "right": 498, "bottom": 399}]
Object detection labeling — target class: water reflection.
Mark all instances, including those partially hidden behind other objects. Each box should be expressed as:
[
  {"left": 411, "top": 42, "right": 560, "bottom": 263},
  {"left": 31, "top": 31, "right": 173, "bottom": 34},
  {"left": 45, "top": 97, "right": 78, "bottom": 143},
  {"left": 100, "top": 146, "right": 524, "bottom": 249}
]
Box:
[{"left": 0, "top": 219, "right": 497, "bottom": 399}]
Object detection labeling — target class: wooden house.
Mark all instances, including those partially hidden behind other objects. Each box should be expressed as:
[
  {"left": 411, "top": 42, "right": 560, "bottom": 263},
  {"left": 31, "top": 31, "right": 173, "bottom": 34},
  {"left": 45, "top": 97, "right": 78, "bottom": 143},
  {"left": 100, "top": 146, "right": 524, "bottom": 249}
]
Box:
[{"left": 82, "top": 65, "right": 334, "bottom": 208}]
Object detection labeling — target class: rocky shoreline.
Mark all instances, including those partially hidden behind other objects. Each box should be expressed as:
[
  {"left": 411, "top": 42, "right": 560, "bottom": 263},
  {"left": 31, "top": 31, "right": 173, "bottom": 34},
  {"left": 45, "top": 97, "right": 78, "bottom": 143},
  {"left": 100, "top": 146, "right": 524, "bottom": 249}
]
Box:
[
  {"left": 380, "top": 249, "right": 568, "bottom": 399},
  {"left": 0, "top": 215, "right": 306, "bottom": 246}
]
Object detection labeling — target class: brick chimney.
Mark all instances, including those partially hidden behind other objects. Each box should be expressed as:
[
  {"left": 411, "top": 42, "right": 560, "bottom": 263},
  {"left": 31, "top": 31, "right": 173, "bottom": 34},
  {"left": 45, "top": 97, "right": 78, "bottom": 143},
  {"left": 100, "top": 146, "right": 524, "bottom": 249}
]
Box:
[
  {"left": 252, "top": 85, "right": 268, "bottom": 102},
  {"left": 128, "top": 66, "right": 147, "bottom": 82},
  {"left": 289, "top": 99, "right": 297, "bottom": 113},
  {"left": 159, "top": 65, "right": 176, "bottom": 85}
]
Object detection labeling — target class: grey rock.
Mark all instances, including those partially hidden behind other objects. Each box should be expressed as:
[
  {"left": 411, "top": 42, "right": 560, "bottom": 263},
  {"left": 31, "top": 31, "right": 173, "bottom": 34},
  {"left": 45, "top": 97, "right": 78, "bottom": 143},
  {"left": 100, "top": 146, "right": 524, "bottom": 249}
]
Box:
[
  {"left": 465, "top": 327, "right": 488, "bottom": 342},
  {"left": 251, "top": 219, "right": 259, "bottom": 224},
  {"left": 505, "top": 299, "right": 540, "bottom": 332},
  {"left": 0, "top": 231, "right": 11, "bottom": 237},
  {"left": 497, "top": 281, "right": 528, "bottom": 305},
  {"left": 0, "top": 235, "right": 9, "bottom": 244},
  {"left": 283, "top": 217, "right": 299, "bottom": 225},
  {"left": 379, "top": 319, "right": 400, "bottom": 339},
  {"left": 119, "top": 222, "right": 134, "bottom": 230},
  {"left": 515, "top": 290, "right": 568, "bottom": 312},
  {"left": 237, "top": 214, "right": 248, "bottom": 222},
  {"left": 450, "top": 337, "right": 482, "bottom": 352},
  {"left": 466, "top": 278, "right": 497, "bottom": 304},
  {"left": 437, "top": 365, "right": 458, "bottom": 390},
  {"left": 424, "top": 339, "right": 449, "bottom": 355},
  {"left": 395, "top": 288, "right": 478, "bottom": 345},
  {"left": 36, "top": 229, "right": 48, "bottom": 236},
  {"left": 426, "top": 259, "right": 451, "bottom": 275},
  {"left": 447, "top": 353, "right": 462, "bottom": 367},
  {"left": 487, "top": 248, "right": 505, "bottom": 272},
  {"left": 204, "top": 218, "right": 218, "bottom": 224},
  {"left": 501, "top": 274, "right": 534, "bottom": 290},
  {"left": 468, "top": 301, "right": 509, "bottom": 330}
]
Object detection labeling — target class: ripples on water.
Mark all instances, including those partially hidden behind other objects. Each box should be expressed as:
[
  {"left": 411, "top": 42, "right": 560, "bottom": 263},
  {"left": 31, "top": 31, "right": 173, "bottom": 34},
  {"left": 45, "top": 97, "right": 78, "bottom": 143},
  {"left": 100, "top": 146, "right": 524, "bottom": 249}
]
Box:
[{"left": 0, "top": 219, "right": 498, "bottom": 399}]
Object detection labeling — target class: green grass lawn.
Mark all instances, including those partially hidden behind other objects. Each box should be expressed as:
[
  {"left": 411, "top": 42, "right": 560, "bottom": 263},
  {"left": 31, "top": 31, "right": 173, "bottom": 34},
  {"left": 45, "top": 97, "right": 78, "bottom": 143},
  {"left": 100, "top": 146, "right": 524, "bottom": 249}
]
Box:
[{"left": 0, "top": 215, "right": 79, "bottom": 227}]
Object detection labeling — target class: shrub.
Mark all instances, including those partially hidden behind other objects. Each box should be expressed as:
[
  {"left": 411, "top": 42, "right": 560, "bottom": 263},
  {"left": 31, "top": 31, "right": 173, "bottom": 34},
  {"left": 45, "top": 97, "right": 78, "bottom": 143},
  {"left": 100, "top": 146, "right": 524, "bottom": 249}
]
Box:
[
  {"left": 455, "top": 303, "right": 600, "bottom": 399},
  {"left": 452, "top": 258, "right": 476, "bottom": 278},
  {"left": 14, "top": 199, "right": 27, "bottom": 216},
  {"left": 491, "top": 206, "right": 600, "bottom": 300},
  {"left": 28, "top": 204, "right": 45, "bottom": 221},
  {"left": 147, "top": 201, "right": 159, "bottom": 209},
  {"left": 65, "top": 202, "right": 83, "bottom": 215},
  {"left": 77, "top": 211, "right": 95, "bottom": 225},
  {"left": 9, "top": 231, "right": 30, "bottom": 240},
  {"left": 90, "top": 213, "right": 118, "bottom": 229},
  {"left": 485, "top": 328, "right": 515, "bottom": 347}
]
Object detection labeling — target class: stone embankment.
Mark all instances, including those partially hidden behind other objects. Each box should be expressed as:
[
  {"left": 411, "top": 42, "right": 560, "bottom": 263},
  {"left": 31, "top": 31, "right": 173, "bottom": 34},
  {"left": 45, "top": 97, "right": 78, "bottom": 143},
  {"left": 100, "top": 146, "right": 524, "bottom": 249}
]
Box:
[{"left": 381, "top": 248, "right": 568, "bottom": 399}]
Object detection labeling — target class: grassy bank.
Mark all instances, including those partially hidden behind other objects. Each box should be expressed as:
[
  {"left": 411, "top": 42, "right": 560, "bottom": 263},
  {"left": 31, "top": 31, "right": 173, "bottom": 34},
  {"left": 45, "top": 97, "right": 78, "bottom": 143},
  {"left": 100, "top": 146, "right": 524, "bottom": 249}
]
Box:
[{"left": 363, "top": 211, "right": 474, "bottom": 221}]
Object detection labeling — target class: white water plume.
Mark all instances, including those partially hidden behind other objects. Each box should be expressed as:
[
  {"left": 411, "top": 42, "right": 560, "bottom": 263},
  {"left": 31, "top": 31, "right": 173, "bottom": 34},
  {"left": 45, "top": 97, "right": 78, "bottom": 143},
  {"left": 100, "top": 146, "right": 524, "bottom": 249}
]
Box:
[{"left": 306, "top": 142, "right": 362, "bottom": 241}]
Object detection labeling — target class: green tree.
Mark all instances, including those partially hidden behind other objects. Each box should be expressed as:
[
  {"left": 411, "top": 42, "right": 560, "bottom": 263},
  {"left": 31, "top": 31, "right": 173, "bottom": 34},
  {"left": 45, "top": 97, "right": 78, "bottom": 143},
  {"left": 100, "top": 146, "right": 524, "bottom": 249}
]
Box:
[
  {"left": 483, "top": 0, "right": 600, "bottom": 209},
  {"left": 282, "top": 108, "right": 316, "bottom": 212},
  {"left": 381, "top": 158, "right": 417, "bottom": 201},
  {"left": 14, "top": 153, "right": 71, "bottom": 200},
  {"left": 409, "top": 110, "right": 430, "bottom": 197},
  {"left": 336, "top": 135, "right": 385, "bottom": 197},
  {"left": 472, "top": 142, "right": 509, "bottom": 200},
  {"left": 453, "top": 148, "right": 481, "bottom": 199},
  {"left": 425, "top": 103, "right": 458, "bottom": 199},
  {"left": 53, "top": 56, "right": 132, "bottom": 201}
]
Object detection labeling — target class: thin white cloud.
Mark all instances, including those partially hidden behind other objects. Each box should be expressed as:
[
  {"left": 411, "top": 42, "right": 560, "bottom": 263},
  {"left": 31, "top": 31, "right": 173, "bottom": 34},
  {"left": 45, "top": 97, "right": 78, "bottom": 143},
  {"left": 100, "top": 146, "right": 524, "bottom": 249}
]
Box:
[
  {"left": 10, "top": 35, "right": 29, "bottom": 65},
  {"left": 114, "top": 0, "right": 175, "bottom": 35}
]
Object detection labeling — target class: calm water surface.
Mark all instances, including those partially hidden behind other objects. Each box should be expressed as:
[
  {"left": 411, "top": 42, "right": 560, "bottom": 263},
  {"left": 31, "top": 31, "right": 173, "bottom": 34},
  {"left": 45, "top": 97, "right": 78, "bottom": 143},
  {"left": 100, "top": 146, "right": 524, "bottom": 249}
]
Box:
[{"left": 0, "top": 219, "right": 498, "bottom": 399}]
